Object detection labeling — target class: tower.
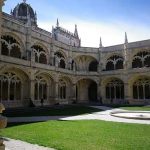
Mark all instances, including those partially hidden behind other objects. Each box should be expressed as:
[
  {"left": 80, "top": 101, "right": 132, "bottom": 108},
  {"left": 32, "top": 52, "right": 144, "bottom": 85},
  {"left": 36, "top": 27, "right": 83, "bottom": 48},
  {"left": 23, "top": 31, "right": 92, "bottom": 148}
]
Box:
[
  {"left": 11, "top": 0, "right": 37, "bottom": 26},
  {"left": 124, "top": 32, "right": 128, "bottom": 69},
  {"left": 99, "top": 37, "right": 103, "bottom": 48},
  {"left": 74, "top": 24, "right": 79, "bottom": 38}
]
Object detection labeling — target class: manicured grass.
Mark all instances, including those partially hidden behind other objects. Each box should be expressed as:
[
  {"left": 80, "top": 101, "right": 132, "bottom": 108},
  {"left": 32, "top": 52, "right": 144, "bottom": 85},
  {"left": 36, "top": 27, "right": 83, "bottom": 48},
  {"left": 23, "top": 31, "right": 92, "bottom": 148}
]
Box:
[
  {"left": 120, "top": 106, "right": 150, "bottom": 111},
  {"left": 3, "top": 105, "right": 100, "bottom": 117},
  {"left": 2, "top": 120, "right": 150, "bottom": 150}
]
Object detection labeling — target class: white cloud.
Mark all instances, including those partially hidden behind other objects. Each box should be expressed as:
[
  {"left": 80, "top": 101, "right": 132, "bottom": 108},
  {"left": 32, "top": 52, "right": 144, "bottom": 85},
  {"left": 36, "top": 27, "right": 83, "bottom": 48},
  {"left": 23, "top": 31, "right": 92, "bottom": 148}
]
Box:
[{"left": 38, "top": 19, "right": 150, "bottom": 47}]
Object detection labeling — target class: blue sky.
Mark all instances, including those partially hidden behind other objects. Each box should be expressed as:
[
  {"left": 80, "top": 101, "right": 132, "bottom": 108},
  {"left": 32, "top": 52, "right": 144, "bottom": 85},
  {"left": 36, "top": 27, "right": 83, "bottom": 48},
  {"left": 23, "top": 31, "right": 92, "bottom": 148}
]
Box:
[{"left": 3, "top": 0, "right": 150, "bottom": 47}]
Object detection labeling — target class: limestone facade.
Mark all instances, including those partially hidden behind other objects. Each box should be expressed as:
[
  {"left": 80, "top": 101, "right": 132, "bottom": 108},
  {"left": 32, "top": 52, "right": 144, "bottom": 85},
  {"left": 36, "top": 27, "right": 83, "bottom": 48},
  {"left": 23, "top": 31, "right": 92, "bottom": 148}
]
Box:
[{"left": 0, "top": 0, "right": 150, "bottom": 108}]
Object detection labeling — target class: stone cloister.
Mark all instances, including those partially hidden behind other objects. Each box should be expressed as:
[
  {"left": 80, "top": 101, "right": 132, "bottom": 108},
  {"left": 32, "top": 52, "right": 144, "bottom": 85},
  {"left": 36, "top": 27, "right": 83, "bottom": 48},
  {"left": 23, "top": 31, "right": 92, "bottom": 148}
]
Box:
[{"left": 0, "top": 0, "right": 150, "bottom": 108}]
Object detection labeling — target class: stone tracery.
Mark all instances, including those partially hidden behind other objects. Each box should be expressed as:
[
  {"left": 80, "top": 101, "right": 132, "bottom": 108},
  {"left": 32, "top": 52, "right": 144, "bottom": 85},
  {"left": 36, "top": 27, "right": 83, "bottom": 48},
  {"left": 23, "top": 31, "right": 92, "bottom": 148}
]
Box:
[
  {"left": 0, "top": 72, "right": 21, "bottom": 101},
  {"left": 133, "top": 77, "right": 150, "bottom": 100},
  {"left": 132, "top": 51, "right": 150, "bottom": 68},
  {"left": 1, "top": 35, "right": 21, "bottom": 58},
  {"left": 106, "top": 55, "right": 124, "bottom": 71}
]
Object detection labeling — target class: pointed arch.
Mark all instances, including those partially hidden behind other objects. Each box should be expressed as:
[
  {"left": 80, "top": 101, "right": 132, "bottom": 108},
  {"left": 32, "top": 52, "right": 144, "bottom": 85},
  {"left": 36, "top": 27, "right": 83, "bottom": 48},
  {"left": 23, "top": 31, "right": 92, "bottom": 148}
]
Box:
[
  {"left": 106, "top": 55, "right": 124, "bottom": 71},
  {"left": 31, "top": 45, "right": 48, "bottom": 64},
  {"left": 1, "top": 35, "right": 22, "bottom": 58},
  {"left": 132, "top": 51, "right": 150, "bottom": 68},
  {"left": 105, "top": 78, "right": 124, "bottom": 103}
]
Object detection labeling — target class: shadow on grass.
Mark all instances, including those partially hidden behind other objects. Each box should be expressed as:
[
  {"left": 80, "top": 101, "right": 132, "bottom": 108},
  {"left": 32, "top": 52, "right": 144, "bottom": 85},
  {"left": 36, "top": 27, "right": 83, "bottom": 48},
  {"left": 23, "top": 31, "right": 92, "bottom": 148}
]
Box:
[
  {"left": 3, "top": 105, "right": 101, "bottom": 117},
  {"left": 6, "top": 121, "right": 44, "bottom": 128}
]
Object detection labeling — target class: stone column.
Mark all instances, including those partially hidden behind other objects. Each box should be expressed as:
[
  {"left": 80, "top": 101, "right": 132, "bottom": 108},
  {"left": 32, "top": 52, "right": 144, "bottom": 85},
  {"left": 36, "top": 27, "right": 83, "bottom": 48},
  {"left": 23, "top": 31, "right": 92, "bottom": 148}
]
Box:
[
  {"left": 97, "top": 83, "right": 101, "bottom": 103},
  {"left": 55, "top": 82, "right": 59, "bottom": 103},
  {"left": 101, "top": 84, "right": 105, "bottom": 104},
  {"left": 29, "top": 72, "right": 35, "bottom": 101},
  {"left": 72, "top": 83, "right": 77, "bottom": 102},
  {"left": 26, "top": 26, "right": 32, "bottom": 61},
  {"left": 124, "top": 82, "right": 130, "bottom": 103},
  {"left": 0, "top": 0, "right": 5, "bottom": 56}
]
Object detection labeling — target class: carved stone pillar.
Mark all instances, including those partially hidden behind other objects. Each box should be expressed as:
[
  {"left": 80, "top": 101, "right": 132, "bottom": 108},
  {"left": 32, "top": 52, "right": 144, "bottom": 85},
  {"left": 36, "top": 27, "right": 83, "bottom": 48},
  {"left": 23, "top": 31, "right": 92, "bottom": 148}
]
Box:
[
  {"left": 55, "top": 82, "right": 59, "bottom": 103},
  {"left": 124, "top": 82, "right": 130, "bottom": 103},
  {"left": 0, "top": 0, "right": 5, "bottom": 55},
  {"left": 72, "top": 83, "right": 77, "bottom": 102}
]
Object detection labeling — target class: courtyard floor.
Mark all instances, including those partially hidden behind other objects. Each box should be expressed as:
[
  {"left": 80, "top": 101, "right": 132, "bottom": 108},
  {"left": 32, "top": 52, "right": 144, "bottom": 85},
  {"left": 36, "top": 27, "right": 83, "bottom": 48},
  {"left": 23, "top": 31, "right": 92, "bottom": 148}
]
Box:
[{"left": 3, "top": 105, "right": 150, "bottom": 150}]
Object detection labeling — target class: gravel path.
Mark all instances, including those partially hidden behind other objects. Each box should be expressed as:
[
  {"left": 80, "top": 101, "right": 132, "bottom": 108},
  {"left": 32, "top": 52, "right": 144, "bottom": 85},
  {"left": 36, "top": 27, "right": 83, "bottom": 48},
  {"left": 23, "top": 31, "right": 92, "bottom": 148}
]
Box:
[{"left": 4, "top": 138, "right": 55, "bottom": 150}]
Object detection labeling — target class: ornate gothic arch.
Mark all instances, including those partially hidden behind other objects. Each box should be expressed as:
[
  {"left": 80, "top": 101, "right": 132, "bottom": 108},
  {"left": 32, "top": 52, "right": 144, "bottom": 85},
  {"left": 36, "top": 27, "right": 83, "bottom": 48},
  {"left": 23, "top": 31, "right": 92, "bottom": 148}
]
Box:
[
  {"left": 0, "top": 72, "right": 22, "bottom": 101},
  {"left": 31, "top": 45, "right": 48, "bottom": 64},
  {"left": 1, "top": 35, "right": 22, "bottom": 58},
  {"left": 105, "top": 78, "right": 124, "bottom": 102},
  {"left": 106, "top": 55, "right": 124, "bottom": 71},
  {"left": 133, "top": 77, "right": 150, "bottom": 100},
  {"left": 132, "top": 51, "right": 150, "bottom": 68}
]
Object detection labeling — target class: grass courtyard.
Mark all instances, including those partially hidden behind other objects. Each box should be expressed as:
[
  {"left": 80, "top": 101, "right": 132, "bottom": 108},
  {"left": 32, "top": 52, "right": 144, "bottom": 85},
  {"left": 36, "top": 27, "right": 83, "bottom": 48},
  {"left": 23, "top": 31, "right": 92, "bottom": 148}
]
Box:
[
  {"left": 119, "top": 106, "right": 150, "bottom": 111},
  {"left": 2, "top": 105, "right": 150, "bottom": 150},
  {"left": 2, "top": 120, "right": 150, "bottom": 150}
]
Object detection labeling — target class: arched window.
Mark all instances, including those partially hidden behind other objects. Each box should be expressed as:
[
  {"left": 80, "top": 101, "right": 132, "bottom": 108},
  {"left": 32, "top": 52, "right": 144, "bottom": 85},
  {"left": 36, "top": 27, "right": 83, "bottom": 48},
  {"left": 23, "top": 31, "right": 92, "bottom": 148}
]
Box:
[
  {"left": 106, "top": 79, "right": 124, "bottom": 100},
  {"left": 31, "top": 45, "right": 47, "bottom": 64},
  {"left": 132, "top": 51, "right": 150, "bottom": 68},
  {"left": 106, "top": 55, "right": 124, "bottom": 71},
  {"left": 58, "top": 80, "right": 66, "bottom": 99},
  {"left": 1, "top": 35, "right": 21, "bottom": 58},
  {"left": 54, "top": 52, "right": 66, "bottom": 69},
  {"left": 133, "top": 78, "right": 150, "bottom": 99},
  {"left": 34, "top": 76, "right": 47, "bottom": 100},
  {"left": 0, "top": 73, "right": 21, "bottom": 101},
  {"left": 59, "top": 59, "right": 66, "bottom": 68},
  {"left": 89, "top": 60, "right": 98, "bottom": 72}
]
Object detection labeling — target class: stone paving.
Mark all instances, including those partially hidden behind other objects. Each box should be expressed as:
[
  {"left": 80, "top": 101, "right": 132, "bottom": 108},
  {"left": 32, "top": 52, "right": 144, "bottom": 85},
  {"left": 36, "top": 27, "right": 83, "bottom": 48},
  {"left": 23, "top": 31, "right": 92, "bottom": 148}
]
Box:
[
  {"left": 60, "top": 106, "right": 150, "bottom": 124},
  {"left": 4, "top": 138, "right": 55, "bottom": 150}
]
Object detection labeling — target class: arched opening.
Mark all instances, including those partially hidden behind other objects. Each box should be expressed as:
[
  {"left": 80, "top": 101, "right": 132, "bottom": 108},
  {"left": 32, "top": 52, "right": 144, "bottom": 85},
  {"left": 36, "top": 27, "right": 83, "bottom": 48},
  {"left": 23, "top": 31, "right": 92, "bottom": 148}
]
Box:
[
  {"left": 144, "top": 56, "right": 150, "bottom": 67},
  {"left": 116, "top": 59, "right": 123, "bottom": 69},
  {"left": 34, "top": 76, "right": 47, "bottom": 101},
  {"left": 0, "top": 73, "right": 21, "bottom": 101},
  {"left": 74, "top": 55, "right": 98, "bottom": 72},
  {"left": 1, "top": 35, "right": 21, "bottom": 58},
  {"left": 10, "top": 45, "right": 21, "bottom": 58},
  {"left": 58, "top": 80, "right": 66, "bottom": 99},
  {"left": 39, "top": 53, "right": 47, "bottom": 64},
  {"left": 132, "top": 58, "right": 142, "bottom": 68},
  {"left": 59, "top": 59, "right": 66, "bottom": 69},
  {"left": 106, "top": 79, "right": 124, "bottom": 103},
  {"left": 1, "top": 42, "right": 9, "bottom": 56},
  {"left": 32, "top": 45, "right": 47, "bottom": 64},
  {"left": 133, "top": 77, "right": 150, "bottom": 100},
  {"left": 106, "top": 55, "right": 124, "bottom": 71},
  {"left": 88, "top": 81, "right": 97, "bottom": 102},
  {"left": 76, "top": 79, "right": 98, "bottom": 103},
  {"left": 54, "top": 51, "right": 66, "bottom": 69},
  {"left": 106, "top": 61, "right": 114, "bottom": 70},
  {"left": 132, "top": 51, "right": 150, "bottom": 68},
  {"left": 89, "top": 60, "right": 98, "bottom": 72}
]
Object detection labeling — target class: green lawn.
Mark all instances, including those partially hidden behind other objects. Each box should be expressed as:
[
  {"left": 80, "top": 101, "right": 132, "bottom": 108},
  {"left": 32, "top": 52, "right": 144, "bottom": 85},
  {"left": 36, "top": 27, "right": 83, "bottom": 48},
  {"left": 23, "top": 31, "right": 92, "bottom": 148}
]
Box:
[
  {"left": 2, "top": 120, "right": 150, "bottom": 150},
  {"left": 3, "top": 105, "right": 100, "bottom": 117},
  {"left": 120, "top": 106, "right": 150, "bottom": 111}
]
